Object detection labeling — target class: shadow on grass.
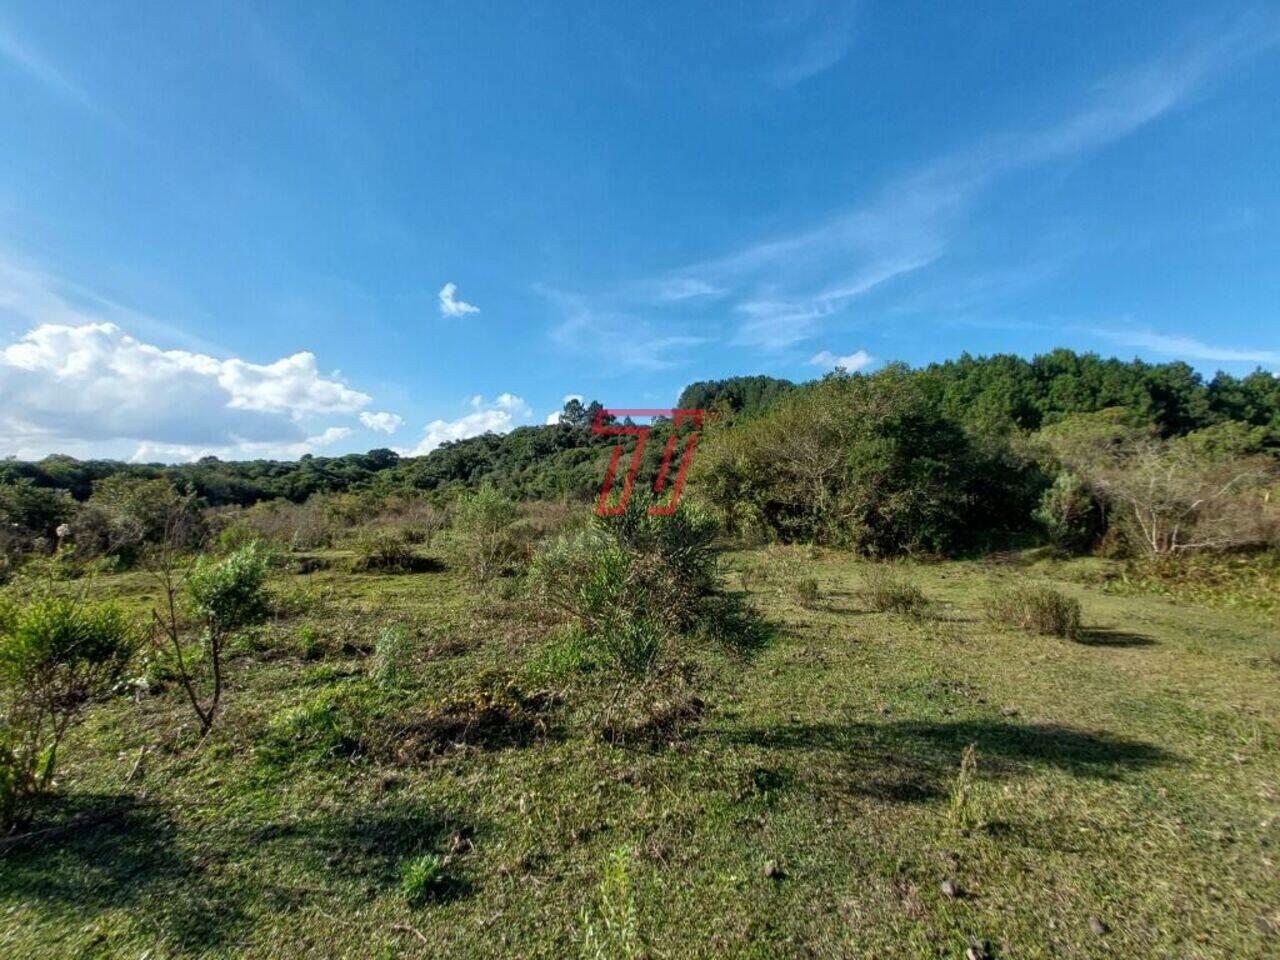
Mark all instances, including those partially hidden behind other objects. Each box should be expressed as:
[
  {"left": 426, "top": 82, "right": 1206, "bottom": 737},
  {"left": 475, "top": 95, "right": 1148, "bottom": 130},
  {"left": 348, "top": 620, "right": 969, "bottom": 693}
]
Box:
[
  {"left": 0, "top": 795, "right": 478, "bottom": 948},
  {"left": 701, "top": 589, "right": 775, "bottom": 657},
  {"left": 714, "top": 719, "right": 1173, "bottom": 803},
  {"left": 0, "top": 794, "right": 251, "bottom": 950},
  {"left": 1076, "top": 628, "right": 1157, "bottom": 647},
  {"left": 248, "top": 802, "right": 477, "bottom": 903}
]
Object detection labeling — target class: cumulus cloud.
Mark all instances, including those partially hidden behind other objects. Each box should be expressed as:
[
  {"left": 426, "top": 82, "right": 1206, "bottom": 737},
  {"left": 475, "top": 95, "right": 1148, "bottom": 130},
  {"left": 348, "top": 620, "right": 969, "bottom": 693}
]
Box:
[
  {"left": 404, "top": 393, "right": 531, "bottom": 456},
  {"left": 359, "top": 410, "right": 404, "bottom": 434},
  {"left": 809, "top": 349, "right": 874, "bottom": 372},
  {"left": 545, "top": 393, "right": 584, "bottom": 425},
  {"left": 438, "top": 282, "right": 479, "bottom": 317},
  {"left": 0, "top": 321, "right": 373, "bottom": 459}
]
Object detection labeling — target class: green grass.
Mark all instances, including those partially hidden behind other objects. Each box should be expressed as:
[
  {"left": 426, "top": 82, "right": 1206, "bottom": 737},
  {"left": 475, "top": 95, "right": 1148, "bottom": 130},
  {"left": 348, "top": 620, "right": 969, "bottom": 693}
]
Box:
[{"left": 2, "top": 545, "right": 1278, "bottom": 958}]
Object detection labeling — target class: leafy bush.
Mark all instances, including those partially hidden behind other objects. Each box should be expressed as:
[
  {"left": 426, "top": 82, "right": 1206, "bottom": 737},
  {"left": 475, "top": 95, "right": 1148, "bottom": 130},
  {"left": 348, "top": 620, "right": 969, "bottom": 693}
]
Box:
[
  {"left": 349, "top": 529, "right": 415, "bottom": 573},
  {"left": 0, "top": 595, "right": 136, "bottom": 828},
  {"left": 447, "top": 485, "right": 526, "bottom": 582},
  {"left": 983, "top": 584, "right": 1081, "bottom": 639},
  {"left": 1035, "top": 472, "right": 1105, "bottom": 552},
  {"left": 692, "top": 367, "right": 1039, "bottom": 555},
  {"left": 860, "top": 565, "right": 928, "bottom": 615},
  {"left": 530, "top": 501, "right": 722, "bottom": 676},
  {"left": 152, "top": 542, "right": 273, "bottom": 736}
]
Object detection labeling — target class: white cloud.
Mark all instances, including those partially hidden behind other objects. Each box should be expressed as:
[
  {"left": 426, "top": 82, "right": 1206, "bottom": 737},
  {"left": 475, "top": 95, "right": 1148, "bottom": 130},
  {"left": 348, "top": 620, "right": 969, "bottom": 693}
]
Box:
[
  {"left": 359, "top": 410, "right": 404, "bottom": 434},
  {"left": 545, "top": 393, "right": 584, "bottom": 424},
  {"left": 128, "top": 426, "right": 354, "bottom": 464},
  {"left": 0, "top": 321, "right": 373, "bottom": 459},
  {"left": 809, "top": 349, "right": 874, "bottom": 372},
  {"left": 541, "top": 286, "right": 705, "bottom": 371},
  {"left": 438, "top": 282, "right": 480, "bottom": 317},
  {"left": 404, "top": 393, "right": 532, "bottom": 456}
]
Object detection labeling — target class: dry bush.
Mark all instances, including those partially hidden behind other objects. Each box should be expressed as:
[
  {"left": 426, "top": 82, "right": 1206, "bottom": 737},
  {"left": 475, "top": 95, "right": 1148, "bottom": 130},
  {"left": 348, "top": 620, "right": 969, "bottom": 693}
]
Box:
[
  {"left": 860, "top": 565, "right": 928, "bottom": 615},
  {"left": 983, "top": 584, "right": 1081, "bottom": 639}
]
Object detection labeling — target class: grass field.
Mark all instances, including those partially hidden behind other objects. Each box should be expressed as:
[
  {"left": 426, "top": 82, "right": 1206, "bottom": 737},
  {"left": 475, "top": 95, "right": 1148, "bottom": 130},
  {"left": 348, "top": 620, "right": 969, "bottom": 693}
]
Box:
[{"left": 2, "top": 546, "right": 1278, "bottom": 958}]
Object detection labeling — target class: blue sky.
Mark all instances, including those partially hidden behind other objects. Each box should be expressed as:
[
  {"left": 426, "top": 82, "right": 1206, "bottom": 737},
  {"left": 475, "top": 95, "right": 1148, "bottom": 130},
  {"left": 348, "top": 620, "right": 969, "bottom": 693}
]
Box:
[{"left": 1, "top": 1, "right": 1278, "bottom": 461}]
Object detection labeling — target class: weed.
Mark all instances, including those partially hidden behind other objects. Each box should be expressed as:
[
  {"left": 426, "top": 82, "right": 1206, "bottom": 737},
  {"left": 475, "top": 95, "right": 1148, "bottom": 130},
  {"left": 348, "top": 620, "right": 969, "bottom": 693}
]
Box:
[
  {"left": 297, "top": 624, "right": 323, "bottom": 661},
  {"left": 370, "top": 626, "right": 413, "bottom": 686},
  {"left": 948, "top": 743, "right": 981, "bottom": 832},
  {"left": 581, "top": 845, "right": 642, "bottom": 959},
  {"left": 400, "top": 853, "right": 447, "bottom": 905}
]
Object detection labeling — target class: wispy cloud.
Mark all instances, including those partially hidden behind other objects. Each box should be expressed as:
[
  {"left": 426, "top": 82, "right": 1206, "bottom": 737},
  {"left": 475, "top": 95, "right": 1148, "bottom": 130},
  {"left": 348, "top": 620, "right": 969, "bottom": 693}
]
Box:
[
  {"left": 0, "top": 16, "right": 96, "bottom": 111},
  {"left": 764, "top": 2, "right": 858, "bottom": 88},
  {"left": 645, "top": 16, "right": 1280, "bottom": 351},
  {"left": 1095, "top": 326, "right": 1280, "bottom": 367},
  {"left": 541, "top": 286, "right": 704, "bottom": 371},
  {"left": 439, "top": 282, "right": 480, "bottom": 318}
]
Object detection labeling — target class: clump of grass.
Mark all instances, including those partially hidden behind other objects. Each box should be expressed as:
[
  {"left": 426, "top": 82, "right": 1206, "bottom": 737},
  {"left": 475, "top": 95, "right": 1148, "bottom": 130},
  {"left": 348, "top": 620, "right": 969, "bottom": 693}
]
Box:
[
  {"left": 400, "top": 853, "right": 446, "bottom": 905},
  {"left": 983, "top": 583, "right": 1081, "bottom": 639},
  {"left": 581, "top": 845, "right": 642, "bottom": 959},
  {"left": 369, "top": 625, "right": 413, "bottom": 686},
  {"left": 259, "top": 688, "right": 363, "bottom": 769},
  {"left": 297, "top": 623, "right": 323, "bottom": 661},
  {"left": 948, "top": 742, "right": 981, "bottom": 832},
  {"left": 861, "top": 565, "right": 928, "bottom": 615},
  {"left": 792, "top": 575, "right": 820, "bottom": 607}
]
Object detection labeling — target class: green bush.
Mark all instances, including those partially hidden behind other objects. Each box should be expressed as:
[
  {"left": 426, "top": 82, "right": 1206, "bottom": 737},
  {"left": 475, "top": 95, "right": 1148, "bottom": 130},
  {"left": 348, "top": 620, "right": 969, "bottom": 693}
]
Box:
[
  {"left": 529, "top": 499, "right": 724, "bottom": 677},
  {"left": 153, "top": 542, "right": 272, "bottom": 737},
  {"left": 0, "top": 595, "right": 136, "bottom": 829},
  {"left": 1035, "top": 472, "right": 1105, "bottom": 552},
  {"left": 983, "top": 584, "right": 1082, "bottom": 639},
  {"left": 860, "top": 566, "right": 928, "bottom": 615},
  {"left": 349, "top": 529, "right": 415, "bottom": 573},
  {"left": 447, "top": 485, "right": 526, "bottom": 582}
]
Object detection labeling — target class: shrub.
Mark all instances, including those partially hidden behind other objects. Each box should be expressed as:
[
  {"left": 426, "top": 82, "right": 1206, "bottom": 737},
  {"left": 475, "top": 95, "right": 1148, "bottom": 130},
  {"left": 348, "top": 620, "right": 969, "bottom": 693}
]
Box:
[
  {"left": 529, "top": 498, "right": 727, "bottom": 678},
  {"left": 860, "top": 565, "right": 928, "bottom": 615},
  {"left": 152, "top": 542, "right": 272, "bottom": 736},
  {"left": 349, "top": 529, "right": 415, "bottom": 573},
  {"left": 447, "top": 485, "right": 526, "bottom": 582},
  {"left": 983, "top": 584, "right": 1081, "bottom": 639},
  {"left": 0, "top": 595, "right": 136, "bottom": 829},
  {"left": 1035, "top": 472, "right": 1105, "bottom": 552}
]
